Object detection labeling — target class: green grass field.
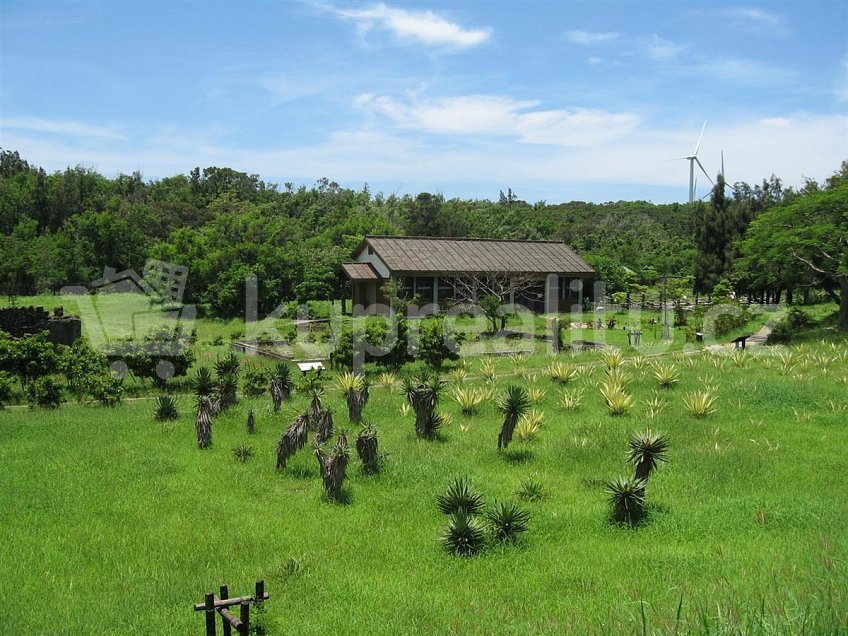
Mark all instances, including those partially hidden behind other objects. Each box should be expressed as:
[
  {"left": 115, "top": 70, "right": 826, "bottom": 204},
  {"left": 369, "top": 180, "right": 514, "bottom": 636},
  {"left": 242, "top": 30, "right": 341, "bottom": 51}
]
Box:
[{"left": 2, "top": 328, "right": 847, "bottom": 633}]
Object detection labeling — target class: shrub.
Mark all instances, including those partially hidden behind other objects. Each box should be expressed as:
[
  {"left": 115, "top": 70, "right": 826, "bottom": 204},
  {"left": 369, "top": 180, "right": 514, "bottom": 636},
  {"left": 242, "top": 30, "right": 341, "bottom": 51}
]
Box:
[
  {"left": 232, "top": 444, "right": 254, "bottom": 463},
  {"left": 601, "top": 348, "right": 624, "bottom": 369},
  {"left": 627, "top": 430, "right": 669, "bottom": 481},
  {"left": 497, "top": 385, "right": 531, "bottom": 450},
  {"left": 558, "top": 387, "right": 584, "bottom": 410},
  {"left": 243, "top": 367, "right": 272, "bottom": 398},
  {"left": 527, "top": 387, "right": 547, "bottom": 404},
  {"left": 440, "top": 511, "right": 487, "bottom": 556},
  {"left": 377, "top": 372, "right": 397, "bottom": 392},
  {"left": 87, "top": 374, "right": 124, "bottom": 407},
  {"left": 417, "top": 317, "right": 462, "bottom": 371},
  {"left": 766, "top": 319, "right": 793, "bottom": 345},
  {"left": 653, "top": 364, "right": 679, "bottom": 389},
  {"left": 487, "top": 500, "right": 530, "bottom": 543},
  {"left": 191, "top": 367, "right": 215, "bottom": 398},
  {"left": 480, "top": 357, "right": 497, "bottom": 382},
  {"left": 600, "top": 382, "right": 634, "bottom": 416},
  {"left": 437, "top": 476, "right": 485, "bottom": 516},
  {"left": 786, "top": 307, "right": 810, "bottom": 329},
  {"left": 270, "top": 362, "right": 293, "bottom": 411},
  {"left": 547, "top": 360, "right": 577, "bottom": 384},
  {"left": 449, "top": 386, "right": 486, "bottom": 416},
  {"left": 154, "top": 395, "right": 179, "bottom": 421},
  {"left": 515, "top": 409, "right": 543, "bottom": 443},
  {"left": 404, "top": 372, "right": 445, "bottom": 440},
  {"left": 25, "top": 376, "right": 64, "bottom": 409},
  {"left": 0, "top": 371, "right": 14, "bottom": 408}
]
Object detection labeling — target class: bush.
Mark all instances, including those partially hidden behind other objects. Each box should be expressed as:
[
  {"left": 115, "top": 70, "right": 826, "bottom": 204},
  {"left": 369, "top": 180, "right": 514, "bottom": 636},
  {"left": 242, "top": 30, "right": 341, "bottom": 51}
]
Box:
[
  {"left": 440, "top": 511, "right": 487, "bottom": 557},
  {"left": 437, "top": 476, "right": 485, "bottom": 516},
  {"left": 242, "top": 366, "right": 271, "bottom": 398},
  {"left": 766, "top": 319, "right": 793, "bottom": 345},
  {"left": 154, "top": 395, "right": 179, "bottom": 421},
  {"left": 416, "top": 317, "right": 462, "bottom": 371},
  {"left": 786, "top": 307, "right": 810, "bottom": 329},
  {"left": 0, "top": 370, "right": 14, "bottom": 408},
  {"left": 86, "top": 374, "right": 124, "bottom": 407},
  {"left": 25, "top": 376, "right": 64, "bottom": 409},
  {"left": 487, "top": 500, "right": 530, "bottom": 543}
]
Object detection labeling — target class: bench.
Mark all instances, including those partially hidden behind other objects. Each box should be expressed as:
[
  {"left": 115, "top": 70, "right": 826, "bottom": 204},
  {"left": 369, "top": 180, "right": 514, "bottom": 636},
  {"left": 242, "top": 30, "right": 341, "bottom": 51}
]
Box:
[{"left": 731, "top": 335, "right": 751, "bottom": 350}]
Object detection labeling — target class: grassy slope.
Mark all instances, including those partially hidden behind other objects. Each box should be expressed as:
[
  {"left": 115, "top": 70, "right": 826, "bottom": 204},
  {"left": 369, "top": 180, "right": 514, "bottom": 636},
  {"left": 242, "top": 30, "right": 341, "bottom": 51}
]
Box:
[{"left": 1, "top": 341, "right": 847, "bottom": 634}]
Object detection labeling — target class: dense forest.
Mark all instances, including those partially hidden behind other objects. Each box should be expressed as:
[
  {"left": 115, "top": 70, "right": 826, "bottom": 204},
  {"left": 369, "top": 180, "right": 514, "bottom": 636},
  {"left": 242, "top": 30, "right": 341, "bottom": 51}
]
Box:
[{"left": 1, "top": 149, "right": 845, "bottom": 326}]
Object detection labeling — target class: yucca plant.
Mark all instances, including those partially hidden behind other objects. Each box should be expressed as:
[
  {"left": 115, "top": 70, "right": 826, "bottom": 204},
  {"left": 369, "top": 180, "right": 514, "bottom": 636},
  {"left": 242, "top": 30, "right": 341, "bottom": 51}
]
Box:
[
  {"left": 195, "top": 396, "right": 214, "bottom": 449},
  {"left": 153, "top": 395, "right": 179, "bottom": 421},
  {"left": 232, "top": 443, "right": 253, "bottom": 463},
  {"left": 315, "top": 431, "right": 350, "bottom": 502},
  {"left": 338, "top": 372, "right": 369, "bottom": 423},
  {"left": 355, "top": 424, "right": 379, "bottom": 473},
  {"left": 447, "top": 368, "right": 469, "bottom": 384},
  {"left": 246, "top": 407, "right": 256, "bottom": 434},
  {"left": 309, "top": 387, "right": 325, "bottom": 425},
  {"left": 643, "top": 393, "right": 666, "bottom": 420},
  {"left": 214, "top": 353, "right": 241, "bottom": 413},
  {"left": 527, "top": 387, "right": 547, "bottom": 404},
  {"left": 508, "top": 352, "right": 529, "bottom": 367},
  {"left": 314, "top": 408, "right": 334, "bottom": 445},
  {"left": 730, "top": 350, "right": 748, "bottom": 368},
  {"left": 436, "top": 476, "right": 485, "bottom": 516},
  {"left": 497, "top": 385, "right": 531, "bottom": 450},
  {"left": 440, "top": 510, "right": 487, "bottom": 557},
  {"left": 450, "top": 386, "right": 485, "bottom": 417},
  {"left": 629, "top": 355, "right": 647, "bottom": 371},
  {"left": 600, "top": 382, "right": 634, "bottom": 416},
  {"left": 558, "top": 387, "right": 584, "bottom": 410},
  {"left": 270, "top": 362, "right": 293, "bottom": 412},
  {"left": 683, "top": 390, "right": 718, "bottom": 418},
  {"left": 604, "top": 367, "right": 631, "bottom": 388},
  {"left": 627, "top": 429, "right": 669, "bottom": 481},
  {"left": 653, "top": 363, "right": 679, "bottom": 389},
  {"left": 487, "top": 500, "right": 530, "bottom": 543},
  {"left": 604, "top": 475, "right": 647, "bottom": 525},
  {"left": 191, "top": 366, "right": 215, "bottom": 398},
  {"left": 404, "top": 372, "right": 445, "bottom": 440},
  {"left": 276, "top": 413, "right": 309, "bottom": 469},
  {"left": 516, "top": 477, "right": 544, "bottom": 502}
]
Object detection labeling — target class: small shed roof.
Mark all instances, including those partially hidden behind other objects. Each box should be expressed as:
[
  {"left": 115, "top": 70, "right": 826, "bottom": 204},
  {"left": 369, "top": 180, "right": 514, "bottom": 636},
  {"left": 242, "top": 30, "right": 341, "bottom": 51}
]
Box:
[
  {"left": 339, "top": 262, "right": 384, "bottom": 281},
  {"left": 355, "top": 236, "right": 594, "bottom": 276}
]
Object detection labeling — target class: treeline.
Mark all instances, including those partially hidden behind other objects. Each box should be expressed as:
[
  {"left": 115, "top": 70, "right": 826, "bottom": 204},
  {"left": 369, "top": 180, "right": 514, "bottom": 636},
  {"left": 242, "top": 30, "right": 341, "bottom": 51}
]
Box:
[{"left": 1, "top": 149, "right": 845, "bottom": 324}]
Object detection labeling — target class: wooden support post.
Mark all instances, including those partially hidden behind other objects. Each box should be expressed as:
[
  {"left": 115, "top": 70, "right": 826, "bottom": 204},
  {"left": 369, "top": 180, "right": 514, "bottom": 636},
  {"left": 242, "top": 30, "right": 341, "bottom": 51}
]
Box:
[
  {"left": 255, "top": 579, "right": 265, "bottom": 635},
  {"left": 204, "top": 593, "right": 217, "bottom": 636},
  {"left": 240, "top": 600, "right": 250, "bottom": 635},
  {"left": 220, "top": 585, "right": 231, "bottom": 636}
]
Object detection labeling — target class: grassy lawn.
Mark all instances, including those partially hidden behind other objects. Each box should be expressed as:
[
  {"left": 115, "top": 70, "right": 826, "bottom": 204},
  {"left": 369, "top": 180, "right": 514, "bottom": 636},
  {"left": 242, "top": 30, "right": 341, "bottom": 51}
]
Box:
[{"left": 2, "top": 331, "right": 847, "bottom": 633}]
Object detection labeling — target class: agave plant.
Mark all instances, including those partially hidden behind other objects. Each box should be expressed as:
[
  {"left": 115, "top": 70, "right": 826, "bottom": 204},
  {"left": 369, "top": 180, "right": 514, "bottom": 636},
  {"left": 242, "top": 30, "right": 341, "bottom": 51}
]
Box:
[
  {"left": 232, "top": 443, "right": 254, "bottom": 463},
  {"left": 270, "top": 362, "right": 293, "bottom": 412},
  {"left": 377, "top": 371, "right": 397, "bottom": 392},
  {"left": 480, "top": 357, "right": 497, "bottom": 382},
  {"left": 548, "top": 360, "right": 578, "bottom": 384},
  {"left": 604, "top": 475, "right": 647, "bottom": 525},
  {"left": 600, "top": 382, "right": 634, "bottom": 416},
  {"left": 276, "top": 413, "right": 309, "bottom": 469},
  {"left": 195, "top": 396, "right": 214, "bottom": 449},
  {"left": 629, "top": 355, "right": 647, "bottom": 372},
  {"left": 450, "top": 386, "right": 486, "bottom": 417},
  {"left": 153, "top": 395, "right": 179, "bottom": 421},
  {"left": 653, "top": 364, "right": 680, "bottom": 389},
  {"left": 246, "top": 407, "right": 256, "bottom": 434},
  {"left": 516, "top": 409, "right": 543, "bottom": 443},
  {"left": 440, "top": 510, "right": 487, "bottom": 556},
  {"left": 497, "top": 385, "right": 531, "bottom": 450},
  {"left": 516, "top": 477, "right": 544, "bottom": 502},
  {"left": 436, "top": 476, "right": 485, "bottom": 516},
  {"left": 447, "top": 368, "right": 469, "bottom": 384},
  {"left": 509, "top": 352, "right": 530, "bottom": 367},
  {"left": 527, "top": 387, "right": 547, "bottom": 404},
  {"left": 315, "top": 431, "right": 350, "bottom": 502},
  {"left": 355, "top": 424, "right": 379, "bottom": 473},
  {"left": 643, "top": 393, "right": 666, "bottom": 420},
  {"left": 487, "top": 500, "right": 530, "bottom": 542},
  {"left": 601, "top": 348, "right": 624, "bottom": 370},
  {"left": 683, "top": 390, "right": 718, "bottom": 418},
  {"left": 558, "top": 387, "right": 584, "bottom": 410},
  {"left": 627, "top": 429, "right": 669, "bottom": 481},
  {"left": 604, "top": 367, "right": 631, "bottom": 388}
]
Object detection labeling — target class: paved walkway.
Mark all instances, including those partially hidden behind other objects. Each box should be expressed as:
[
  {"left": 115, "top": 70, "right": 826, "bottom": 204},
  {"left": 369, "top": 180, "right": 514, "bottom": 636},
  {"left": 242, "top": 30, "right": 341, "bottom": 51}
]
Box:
[{"left": 706, "top": 323, "right": 773, "bottom": 352}]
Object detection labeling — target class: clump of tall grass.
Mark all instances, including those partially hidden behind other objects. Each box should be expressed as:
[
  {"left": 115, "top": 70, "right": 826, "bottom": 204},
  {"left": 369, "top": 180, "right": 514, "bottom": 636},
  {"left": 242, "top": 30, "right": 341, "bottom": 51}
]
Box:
[{"left": 516, "top": 476, "right": 544, "bottom": 501}]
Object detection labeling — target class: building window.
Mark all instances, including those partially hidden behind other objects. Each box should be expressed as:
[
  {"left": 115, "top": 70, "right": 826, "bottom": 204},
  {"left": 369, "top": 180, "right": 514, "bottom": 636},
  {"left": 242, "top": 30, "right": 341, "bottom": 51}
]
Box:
[
  {"left": 414, "top": 276, "right": 434, "bottom": 303},
  {"left": 438, "top": 277, "right": 455, "bottom": 303}
]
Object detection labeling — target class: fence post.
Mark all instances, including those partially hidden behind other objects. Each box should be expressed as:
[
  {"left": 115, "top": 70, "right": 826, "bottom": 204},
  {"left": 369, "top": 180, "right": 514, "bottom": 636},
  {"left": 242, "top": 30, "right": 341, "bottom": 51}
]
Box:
[
  {"left": 240, "top": 600, "right": 250, "bottom": 635},
  {"left": 220, "top": 585, "right": 231, "bottom": 636},
  {"left": 255, "top": 579, "right": 265, "bottom": 635},
  {"left": 204, "top": 593, "right": 216, "bottom": 636}
]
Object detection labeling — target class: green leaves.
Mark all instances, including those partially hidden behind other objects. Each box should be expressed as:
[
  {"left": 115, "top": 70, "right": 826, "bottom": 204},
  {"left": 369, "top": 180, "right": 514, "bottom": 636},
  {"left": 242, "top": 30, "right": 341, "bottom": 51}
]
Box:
[{"left": 437, "top": 477, "right": 485, "bottom": 516}]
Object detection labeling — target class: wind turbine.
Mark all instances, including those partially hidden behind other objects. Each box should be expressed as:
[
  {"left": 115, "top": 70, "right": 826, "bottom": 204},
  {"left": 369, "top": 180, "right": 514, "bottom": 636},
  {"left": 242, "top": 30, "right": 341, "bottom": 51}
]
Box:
[{"left": 669, "top": 120, "right": 713, "bottom": 203}]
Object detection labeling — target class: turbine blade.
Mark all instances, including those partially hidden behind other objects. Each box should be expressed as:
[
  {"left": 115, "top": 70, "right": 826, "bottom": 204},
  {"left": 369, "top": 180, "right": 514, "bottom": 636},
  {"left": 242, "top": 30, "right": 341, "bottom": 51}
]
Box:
[
  {"left": 695, "top": 157, "right": 713, "bottom": 185},
  {"left": 694, "top": 120, "right": 707, "bottom": 155},
  {"left": 665, "top": 156, "right": 690, "bottom": 162}
]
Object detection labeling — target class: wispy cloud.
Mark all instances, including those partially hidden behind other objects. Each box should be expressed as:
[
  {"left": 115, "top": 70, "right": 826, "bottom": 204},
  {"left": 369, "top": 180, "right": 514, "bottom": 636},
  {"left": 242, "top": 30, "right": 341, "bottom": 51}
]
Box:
[
  {"left": 354, "top": 93, "right": 640, "bottom": 147},
  {"left": 332, "top": 3, "right": 491, "bottom": 48},
  {"left": 564, "top": 30, "right": 618, "bottom": 45},
  {"left": 723, "top": 7, "right": 790, "bottom": 36},
  {"left": 644, "top": 34, "right": 685, "bottom": 61},
  {"left": 2, "top": 116, "right": 126, "bottom": 140}
]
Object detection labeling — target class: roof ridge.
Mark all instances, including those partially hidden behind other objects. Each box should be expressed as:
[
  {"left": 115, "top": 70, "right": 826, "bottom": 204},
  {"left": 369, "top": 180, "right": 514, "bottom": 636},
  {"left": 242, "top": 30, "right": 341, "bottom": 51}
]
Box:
[{"left": 365, "top": 234, "right": 565, "bottom": 244}]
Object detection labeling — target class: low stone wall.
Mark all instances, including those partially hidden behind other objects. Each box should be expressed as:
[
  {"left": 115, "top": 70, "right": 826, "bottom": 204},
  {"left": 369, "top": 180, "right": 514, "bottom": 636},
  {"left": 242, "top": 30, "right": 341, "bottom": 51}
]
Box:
[{"left": 0, "top": 306, "right": 81, "bottom": 345}]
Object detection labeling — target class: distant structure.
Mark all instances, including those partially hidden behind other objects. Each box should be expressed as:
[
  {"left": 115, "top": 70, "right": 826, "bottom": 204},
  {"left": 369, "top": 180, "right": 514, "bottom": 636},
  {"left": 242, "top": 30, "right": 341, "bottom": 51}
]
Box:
[
  {"left": 339, "top": 235, "right": 595, "bottom": 315},
  {"left": 0, "top": 306, "right": 81, "bottom": 345}
]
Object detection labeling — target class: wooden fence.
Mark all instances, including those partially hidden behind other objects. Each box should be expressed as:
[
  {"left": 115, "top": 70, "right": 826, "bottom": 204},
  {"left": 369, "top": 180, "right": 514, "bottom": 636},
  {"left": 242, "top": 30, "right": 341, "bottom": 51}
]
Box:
[{"left": 194, "top": 580, "right": 268, "bottom": 635}]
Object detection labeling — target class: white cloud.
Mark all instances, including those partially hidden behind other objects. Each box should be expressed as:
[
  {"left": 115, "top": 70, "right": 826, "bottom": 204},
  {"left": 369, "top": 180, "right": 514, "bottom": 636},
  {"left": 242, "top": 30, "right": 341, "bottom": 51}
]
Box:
[
  {"left": 723, "top": 7, "right": 790, "bottom": 36},
  {"left": 644, "top": 34, "right": 685, "bottom": 61},
  {"left": 333, "top": 3, "right": 491, "bottom": 48},
  {"left": 355, "top": 93, "right": 640, "bottom": 147},
  {"left": 564, "top": 30, "right": 618, "bottom": 45},
  {"left": 1, "top": 116, "right": 125, "bottom": 140}
]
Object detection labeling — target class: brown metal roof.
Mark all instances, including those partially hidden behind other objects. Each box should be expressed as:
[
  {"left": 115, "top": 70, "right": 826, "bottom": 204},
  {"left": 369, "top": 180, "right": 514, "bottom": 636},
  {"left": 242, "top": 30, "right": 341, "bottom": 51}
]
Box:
[
  {"left": 355, "top": 236, "right": 594, "bottom": 276},
  {"left": 339, "top": 262, "right": 384, "bottom": 281}
]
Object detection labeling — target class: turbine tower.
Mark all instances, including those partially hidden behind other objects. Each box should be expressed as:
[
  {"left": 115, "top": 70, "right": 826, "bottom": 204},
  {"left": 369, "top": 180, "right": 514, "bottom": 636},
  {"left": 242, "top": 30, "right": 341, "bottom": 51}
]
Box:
[{"left": 670, "top": 121, "right": 713, "bottom": 203}]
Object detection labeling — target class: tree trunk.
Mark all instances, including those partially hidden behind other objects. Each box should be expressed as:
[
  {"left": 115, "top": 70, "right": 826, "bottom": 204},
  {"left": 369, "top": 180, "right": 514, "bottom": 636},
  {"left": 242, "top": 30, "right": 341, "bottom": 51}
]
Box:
[{"left": 839, "top": 276, "right": 848, "bottom": 331}]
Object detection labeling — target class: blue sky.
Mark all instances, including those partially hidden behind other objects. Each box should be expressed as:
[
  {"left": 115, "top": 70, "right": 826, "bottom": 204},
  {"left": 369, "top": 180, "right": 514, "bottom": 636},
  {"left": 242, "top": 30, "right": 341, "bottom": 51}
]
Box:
[{"left": 1, "top": 1, "right": 846, "bottom": 203}]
